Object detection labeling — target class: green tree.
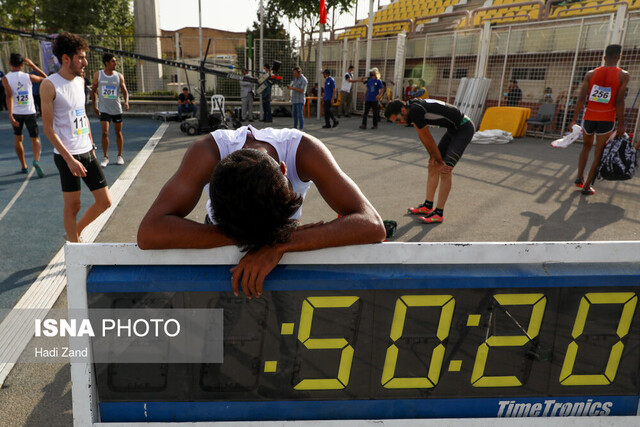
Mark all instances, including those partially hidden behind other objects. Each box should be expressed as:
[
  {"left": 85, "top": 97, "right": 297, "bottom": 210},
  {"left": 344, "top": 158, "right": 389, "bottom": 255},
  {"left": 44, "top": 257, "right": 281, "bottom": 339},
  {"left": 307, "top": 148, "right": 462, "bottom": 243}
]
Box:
[{"left": 0, "top": 0, "right": 134, "bottom": 35}]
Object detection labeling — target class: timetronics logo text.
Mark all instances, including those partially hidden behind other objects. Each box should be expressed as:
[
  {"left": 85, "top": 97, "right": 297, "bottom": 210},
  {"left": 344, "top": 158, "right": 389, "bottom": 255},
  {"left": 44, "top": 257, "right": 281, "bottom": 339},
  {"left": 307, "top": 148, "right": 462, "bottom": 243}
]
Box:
[{"left": 497, "top": 399, "right": 612, "bottom": 417}]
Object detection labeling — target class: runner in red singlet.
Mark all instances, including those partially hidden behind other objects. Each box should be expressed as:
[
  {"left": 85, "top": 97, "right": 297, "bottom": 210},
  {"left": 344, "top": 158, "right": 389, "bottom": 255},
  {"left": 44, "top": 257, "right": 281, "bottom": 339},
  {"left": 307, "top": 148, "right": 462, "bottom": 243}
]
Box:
[{"left": 570, "top": 44, "right": 630, "bottom": 195}]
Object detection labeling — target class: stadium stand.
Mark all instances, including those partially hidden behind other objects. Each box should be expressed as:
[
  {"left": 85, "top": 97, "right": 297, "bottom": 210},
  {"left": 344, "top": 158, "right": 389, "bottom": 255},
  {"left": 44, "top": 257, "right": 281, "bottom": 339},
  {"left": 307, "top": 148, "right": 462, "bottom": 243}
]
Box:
[{"left": 336, "top": 0, "right": 630, "bottom": 40}]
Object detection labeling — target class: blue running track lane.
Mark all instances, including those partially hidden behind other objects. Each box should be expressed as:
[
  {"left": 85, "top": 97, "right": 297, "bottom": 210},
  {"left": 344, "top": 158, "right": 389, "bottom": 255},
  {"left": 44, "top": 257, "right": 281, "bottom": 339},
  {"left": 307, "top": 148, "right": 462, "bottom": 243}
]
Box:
[{"left": 0, "top": 111, "right": 160, "bottom": 320}]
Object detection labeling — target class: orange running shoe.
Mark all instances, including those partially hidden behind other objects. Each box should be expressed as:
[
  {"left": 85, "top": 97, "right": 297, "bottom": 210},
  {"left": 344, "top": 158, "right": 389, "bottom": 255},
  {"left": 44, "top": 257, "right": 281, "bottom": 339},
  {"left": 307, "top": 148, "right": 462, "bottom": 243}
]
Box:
[
  {"left": 419, "top": 214, "right": 443, "bottom": 224},
  {"left": 408, "top": 203, "right": 433, "bottom": 215},
  {"left": 581, "top": 186, "right": 595, "bottom": 195},
  {"left": 574, "top": 177, "right": 584, "bottom": 188}
]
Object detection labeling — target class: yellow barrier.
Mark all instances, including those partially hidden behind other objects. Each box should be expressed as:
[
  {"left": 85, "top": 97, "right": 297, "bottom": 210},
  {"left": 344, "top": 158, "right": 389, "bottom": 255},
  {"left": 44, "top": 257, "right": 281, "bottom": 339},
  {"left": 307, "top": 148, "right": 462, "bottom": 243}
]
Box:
[{"left": 479, "top": 106, "right": 531, "bottom": 137}]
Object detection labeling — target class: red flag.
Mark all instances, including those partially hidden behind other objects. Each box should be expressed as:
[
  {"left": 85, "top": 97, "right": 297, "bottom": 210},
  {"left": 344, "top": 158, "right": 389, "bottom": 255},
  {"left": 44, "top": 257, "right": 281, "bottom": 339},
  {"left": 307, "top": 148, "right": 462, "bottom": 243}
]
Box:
[{"left": 320, "top": 0, "right": 327, "bottom": 24}]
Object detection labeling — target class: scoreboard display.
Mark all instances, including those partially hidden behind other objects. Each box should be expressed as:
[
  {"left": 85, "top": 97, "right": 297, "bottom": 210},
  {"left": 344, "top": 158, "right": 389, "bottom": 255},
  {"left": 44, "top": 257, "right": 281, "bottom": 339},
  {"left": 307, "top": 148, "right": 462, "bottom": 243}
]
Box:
[{"left": 84, "top": 262, "right": 640, "bottom": 423}]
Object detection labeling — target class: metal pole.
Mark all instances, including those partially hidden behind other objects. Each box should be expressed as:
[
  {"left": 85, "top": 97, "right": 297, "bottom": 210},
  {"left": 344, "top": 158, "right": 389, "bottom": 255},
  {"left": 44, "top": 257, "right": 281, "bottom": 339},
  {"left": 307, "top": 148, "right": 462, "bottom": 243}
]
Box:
[
  {"left": 175, "top": 32, "right": 180, "bottom": 87},
  {"left": 447, "top": 33, "right": 457, "bottom": 104},
  {"left": 198, "top": 0, "right": 203, "bottom": 61},
  {"left": 260, "top": 0, "right": 264, "bottom": 120},
  {"left": 317, "top": 24, "right": 324, "bottom": 120},
  {"left": 562, "top": 19, "right": 585, "bottom": 132},
  {"left": 497, "top": 26, "right": 512, "bottom": 107},
  {"left": 366, "top": 0, "right": 374, "bottom": 73}
]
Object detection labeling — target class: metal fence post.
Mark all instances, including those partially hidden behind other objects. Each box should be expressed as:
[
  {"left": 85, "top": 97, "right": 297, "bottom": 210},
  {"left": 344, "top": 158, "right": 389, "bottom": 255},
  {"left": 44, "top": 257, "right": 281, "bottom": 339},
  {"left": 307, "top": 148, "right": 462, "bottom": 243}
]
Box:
[
  {"left": 497, "top": 26, "right": 512, "bottom": 107},
  {"left": 446, "top": 32, "right": 458, "bottom": 103},
  {"left": 562, "top": 18, "right": 585, "bottom": 132}
]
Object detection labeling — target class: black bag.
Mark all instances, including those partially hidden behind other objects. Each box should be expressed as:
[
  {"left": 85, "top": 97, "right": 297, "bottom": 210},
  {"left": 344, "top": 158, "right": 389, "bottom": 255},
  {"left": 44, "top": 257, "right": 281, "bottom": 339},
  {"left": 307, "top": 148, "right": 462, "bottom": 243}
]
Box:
[{"left": 597, "top": 135, "right": 637, "bottom": 181}]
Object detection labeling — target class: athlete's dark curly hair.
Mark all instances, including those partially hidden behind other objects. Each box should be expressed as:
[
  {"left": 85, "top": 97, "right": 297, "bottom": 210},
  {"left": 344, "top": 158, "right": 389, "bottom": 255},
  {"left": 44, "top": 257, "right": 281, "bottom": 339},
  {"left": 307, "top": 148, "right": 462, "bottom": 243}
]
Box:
[
  {"left": 52, "top": 32, "right": 89, "bottom": 64},
  {"left": 210, "top": 149, "right": 303, "bottom": 251}
]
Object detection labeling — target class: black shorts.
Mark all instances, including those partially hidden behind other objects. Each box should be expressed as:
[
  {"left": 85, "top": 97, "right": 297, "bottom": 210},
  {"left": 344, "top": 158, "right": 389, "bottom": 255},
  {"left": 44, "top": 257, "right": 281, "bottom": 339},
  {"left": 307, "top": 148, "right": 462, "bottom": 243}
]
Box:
[
  {"left": 54, "top": 151, "right": 108, "bottom": 193},
  {"left": 100, "top": 113, "right": 123, "bottom": 123},
  {"left": 582, "top": 120, "right": 615, "bottom": 135},
  {"left": 12, "top": 114, "right": 38, "bottom": 137},
  {"left": 438, "top": 120, "right": 475, "bottom": 168}
]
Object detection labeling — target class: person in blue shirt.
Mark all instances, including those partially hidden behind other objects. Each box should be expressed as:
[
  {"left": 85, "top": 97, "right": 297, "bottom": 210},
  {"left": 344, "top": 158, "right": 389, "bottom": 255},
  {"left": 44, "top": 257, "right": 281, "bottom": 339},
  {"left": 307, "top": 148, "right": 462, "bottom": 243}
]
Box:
[
  {"left": 322, "top": 69, "right": 338, "bottom": 128},
  {"left": 29, "top": 65, "right": 42, "bottom": 114},
  {"left": 360, "top": 68, "right": 384, "bottom": 129}
]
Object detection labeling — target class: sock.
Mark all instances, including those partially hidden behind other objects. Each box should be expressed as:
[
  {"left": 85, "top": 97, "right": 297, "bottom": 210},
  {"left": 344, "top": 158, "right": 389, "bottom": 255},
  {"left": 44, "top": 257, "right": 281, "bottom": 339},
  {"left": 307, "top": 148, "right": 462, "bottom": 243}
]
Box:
[
  {"left": 424, "top": 200, "right": 433, "bottom": 209},
  {"left": 434, "top": 208, "right": 443, "bottom": 217}
]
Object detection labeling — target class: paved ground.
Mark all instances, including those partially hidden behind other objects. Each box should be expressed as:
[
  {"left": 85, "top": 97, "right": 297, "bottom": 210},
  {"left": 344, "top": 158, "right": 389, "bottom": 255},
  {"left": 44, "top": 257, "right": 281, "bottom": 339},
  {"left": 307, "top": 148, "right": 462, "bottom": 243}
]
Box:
[
  {"left": 1, "top": 114, "right": 639, "bottom": 426},
  {"left": 0, "top": 112, "right": 161, "bottom": 318}
]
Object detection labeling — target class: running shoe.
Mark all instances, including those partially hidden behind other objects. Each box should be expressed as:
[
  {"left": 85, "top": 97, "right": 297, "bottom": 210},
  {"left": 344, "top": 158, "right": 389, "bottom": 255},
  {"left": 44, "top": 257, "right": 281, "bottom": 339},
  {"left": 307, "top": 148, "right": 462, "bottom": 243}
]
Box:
[
  {"left": 116, "top": 155, "right": 125, "bottom": 165},
  {"left": 20, "top": 167, "right": 28, "bottom": 174},
  {"left": 101, "top": 157, "right": 109, "bottom": 168},
  {"left": 419, "top": 213, "right": 443, "bottom": 224},
  {"left": 408, "top": 203, "right": 433, "bottom": 215},
  {"left": 574, "top": 177, "right": 584, "bottom": 188},
  {"left": 581, "top": 186, "right": 595, "bottom": 196},
  {"left": 32, "top": 160, "right": 44, "bottom": 178}
]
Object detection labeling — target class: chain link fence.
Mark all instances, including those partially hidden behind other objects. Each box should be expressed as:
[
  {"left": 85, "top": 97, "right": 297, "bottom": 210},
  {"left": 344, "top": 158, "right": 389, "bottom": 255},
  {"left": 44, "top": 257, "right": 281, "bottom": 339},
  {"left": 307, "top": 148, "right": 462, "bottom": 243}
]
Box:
[{"left": 3, "top": 11, "right": 640, "bottom": 134}]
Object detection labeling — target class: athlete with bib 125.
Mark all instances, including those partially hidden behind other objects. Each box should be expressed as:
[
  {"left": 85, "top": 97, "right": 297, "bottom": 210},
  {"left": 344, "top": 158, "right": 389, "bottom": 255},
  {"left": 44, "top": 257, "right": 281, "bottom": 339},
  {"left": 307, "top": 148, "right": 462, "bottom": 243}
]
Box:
[{"left": 570, "top": 44, "right": 630, "bottom": 196}]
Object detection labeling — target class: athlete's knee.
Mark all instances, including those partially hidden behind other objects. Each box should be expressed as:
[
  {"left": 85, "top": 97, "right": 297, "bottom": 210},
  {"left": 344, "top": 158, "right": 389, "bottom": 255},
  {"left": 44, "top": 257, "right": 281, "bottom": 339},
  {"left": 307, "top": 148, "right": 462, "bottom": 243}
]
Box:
[
  {"left": 64, "top": 199, "right": 82, "bottom": 215},
  {"left": 96, "top": 195, "right": 112, "bottom": 211}
]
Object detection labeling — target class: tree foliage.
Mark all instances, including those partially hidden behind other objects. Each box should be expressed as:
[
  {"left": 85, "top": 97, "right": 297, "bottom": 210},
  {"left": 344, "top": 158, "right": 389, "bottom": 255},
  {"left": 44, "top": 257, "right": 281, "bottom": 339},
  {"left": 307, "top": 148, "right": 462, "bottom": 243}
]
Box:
[{"left": 0, "top": 0, "right": 134, "bottom": 35}]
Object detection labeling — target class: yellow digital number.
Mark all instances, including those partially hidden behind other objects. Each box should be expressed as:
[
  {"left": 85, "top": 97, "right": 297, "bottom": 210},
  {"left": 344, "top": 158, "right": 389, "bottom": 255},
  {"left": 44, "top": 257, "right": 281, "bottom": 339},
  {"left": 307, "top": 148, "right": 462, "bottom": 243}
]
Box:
[
  {"left": 471, "top": 293, "right": 547, "bottom": 387},
  {"left": 381, "top": 295, "right": 455, "bottom": 389},
  {"left": 559, "top": 292, "right": 637, "bottom": 386},
  {"left": 294, "top": 296, "right": 359, "bottom": 390}
]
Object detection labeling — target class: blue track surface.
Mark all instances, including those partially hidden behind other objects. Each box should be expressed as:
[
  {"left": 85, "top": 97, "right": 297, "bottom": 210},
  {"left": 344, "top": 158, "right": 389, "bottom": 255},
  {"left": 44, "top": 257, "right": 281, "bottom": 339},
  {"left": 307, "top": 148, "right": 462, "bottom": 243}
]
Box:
[{"left": 0, "top": 111, "right": 159, "bottom": 316}]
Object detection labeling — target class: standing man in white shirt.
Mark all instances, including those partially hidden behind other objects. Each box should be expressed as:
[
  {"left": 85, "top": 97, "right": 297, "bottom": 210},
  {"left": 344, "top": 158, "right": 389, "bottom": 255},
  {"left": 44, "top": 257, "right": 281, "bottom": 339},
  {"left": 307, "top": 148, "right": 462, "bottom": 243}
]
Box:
[
  {"left": 339, "top": 65, "right": 358, "bottom": 118},
  {"left": 40, "top": 32, "right": 112, "bottom": 242},
  {"left": 91, "top": 52, "right": 129, "bottom": 167},
  {"left": 1, "top": 53, "right": 47, "bottom": 176}
]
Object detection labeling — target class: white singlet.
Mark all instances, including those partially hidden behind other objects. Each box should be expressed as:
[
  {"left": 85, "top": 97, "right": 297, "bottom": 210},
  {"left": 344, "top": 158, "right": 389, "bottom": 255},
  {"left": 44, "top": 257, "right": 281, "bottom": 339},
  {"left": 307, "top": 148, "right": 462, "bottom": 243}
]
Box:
[
  {"left": 204, "top": 125, "right": 311, "bottom": 223},
  {"left": 5, "top": 71, "right": 36, "bottom": 115},
  {"left": 46, "top": 73, "right": 93, "bottom": 155}
]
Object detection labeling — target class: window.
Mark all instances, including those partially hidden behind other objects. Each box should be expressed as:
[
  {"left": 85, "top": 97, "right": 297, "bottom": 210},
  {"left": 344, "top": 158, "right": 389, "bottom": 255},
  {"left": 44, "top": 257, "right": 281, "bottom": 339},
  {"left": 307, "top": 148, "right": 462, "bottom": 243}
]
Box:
[
  {"left": 442, "top": 68, "right": 468, "bottom": 79},
  {"left": 511, "top": 67, "right": 546, "bottom": 81}
]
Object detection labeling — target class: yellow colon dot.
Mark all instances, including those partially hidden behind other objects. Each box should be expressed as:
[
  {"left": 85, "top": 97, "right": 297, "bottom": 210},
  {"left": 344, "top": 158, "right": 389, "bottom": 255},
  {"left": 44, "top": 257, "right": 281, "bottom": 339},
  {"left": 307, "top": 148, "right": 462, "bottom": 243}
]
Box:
[{"left": 264, "top": 361, "right": 277, "bottom": 373}]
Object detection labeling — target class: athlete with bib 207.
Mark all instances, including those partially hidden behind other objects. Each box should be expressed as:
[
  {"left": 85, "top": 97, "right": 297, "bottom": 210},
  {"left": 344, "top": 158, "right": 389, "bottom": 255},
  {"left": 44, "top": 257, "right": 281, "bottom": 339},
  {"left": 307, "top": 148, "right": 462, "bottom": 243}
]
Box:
[
  {"left": 41, "top": 32, "right": 112, "bottom": 242},
  {"left": 570, "top": 44, "right": 630, "bottom": 196}
]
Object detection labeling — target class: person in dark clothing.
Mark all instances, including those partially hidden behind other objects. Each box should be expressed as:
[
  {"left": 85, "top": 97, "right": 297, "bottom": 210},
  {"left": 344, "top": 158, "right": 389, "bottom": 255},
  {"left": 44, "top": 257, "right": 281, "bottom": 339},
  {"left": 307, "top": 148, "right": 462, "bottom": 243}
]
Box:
[
  {"left": 321, "top": 69, "right": 338, "bottom": 128},
  {"left": 261, "top": 64, "right": 274, "bottom": 122},
  {"left": 384, "top": 99, "right": 475, "bottom": 224},
  {"left": 505, "top": 79, "right": 522, "bottom": 107},
  {"left": 0, "top": 69, "right": 7, "bottom": 110}
]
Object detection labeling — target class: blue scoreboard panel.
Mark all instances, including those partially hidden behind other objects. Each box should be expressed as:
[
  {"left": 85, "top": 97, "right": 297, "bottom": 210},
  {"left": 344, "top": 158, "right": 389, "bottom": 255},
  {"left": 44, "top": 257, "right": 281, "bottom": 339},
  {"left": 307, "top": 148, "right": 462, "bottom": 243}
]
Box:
[{"left": 86, "top": 263, "right": 640, "bottom": 423}]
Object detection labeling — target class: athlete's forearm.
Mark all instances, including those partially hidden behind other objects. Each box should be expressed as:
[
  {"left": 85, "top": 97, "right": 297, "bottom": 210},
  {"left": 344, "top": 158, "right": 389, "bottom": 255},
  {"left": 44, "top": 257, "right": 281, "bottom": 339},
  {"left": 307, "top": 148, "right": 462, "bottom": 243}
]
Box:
[
  {"left": 277, "top": 209, "right": 385, "bottom": 255},
  {"left": 137, "top": 215, "right": 234, "bottom": 250}
]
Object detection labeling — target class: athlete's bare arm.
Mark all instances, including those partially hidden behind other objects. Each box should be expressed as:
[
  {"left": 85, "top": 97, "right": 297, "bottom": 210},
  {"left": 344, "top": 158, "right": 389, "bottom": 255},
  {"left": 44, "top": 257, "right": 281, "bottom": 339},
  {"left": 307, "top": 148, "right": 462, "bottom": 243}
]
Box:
[
  {"left": 2, "top": 76, "right": 18, "bottom": 127},
  {"left": 90, "top": 71, "right": 100, "bottom": 115},
  {"left": 414, "top": 124, "right": 445, "bottom": 166},
  {"left": 119, "top": 72, "right": 129, "bottom": 111},
  {"left": 229, "top": 134, "right": 386, "bottom": 298},
  {"left": 571, "top": 70, "right": 594, "bottom": 126},
  {"left": 40, "top": 79, "right": 88, "bottom": 177},
  {"left": 24, "top": 58, "right": 47, "bottom": 81},
  {"left": 616, "top": 70, "right": 630, "bottom": 135},
  {"left": 137, "top": 134, "right": 234, "bottom": 250}
]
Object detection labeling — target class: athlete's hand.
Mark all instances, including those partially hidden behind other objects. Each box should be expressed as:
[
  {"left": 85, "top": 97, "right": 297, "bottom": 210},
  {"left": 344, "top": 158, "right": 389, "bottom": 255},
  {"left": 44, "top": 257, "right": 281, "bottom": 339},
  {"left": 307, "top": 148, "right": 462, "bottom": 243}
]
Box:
[
  {"left": 439, "top": 164, "right": 453, "bottom": 174},
  {"left": 67, "top": 157, "right": 87, "bottom": 177},
  {"left": 9, "top": 115, "right": 18, "bottom": 127},
  {"left": 124, "top": 101, "right": 129, "bottom": 111},
  {"left": 93, "top": 106, "right": 99, "bottom": 116},
  {"left": 230, "top": 245, "right": 284, "bottom": 299},
  {"left": 24, "top": 58, "right": 34, "bottom": 68},
  {"left": 617, "top": 122, "right": 626, "bottom": 138}
]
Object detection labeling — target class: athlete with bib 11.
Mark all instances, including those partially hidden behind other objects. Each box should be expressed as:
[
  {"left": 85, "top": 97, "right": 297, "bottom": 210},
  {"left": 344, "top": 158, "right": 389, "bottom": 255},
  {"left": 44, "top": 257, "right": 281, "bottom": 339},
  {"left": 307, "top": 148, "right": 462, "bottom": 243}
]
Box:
[
  {"left": 41, "top": 32, "right": 112, "bottom": 242},
  {"left": 571, "top": 44, "right": 630, "bottom": 196}
]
